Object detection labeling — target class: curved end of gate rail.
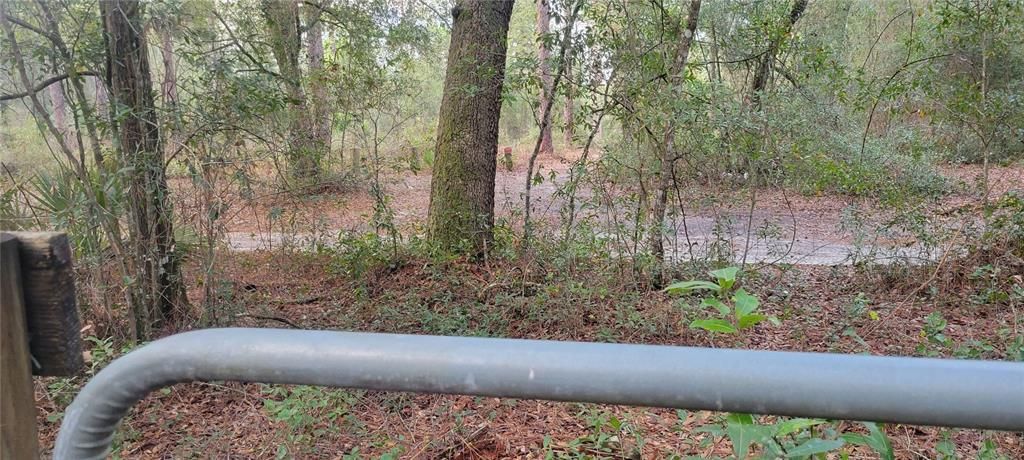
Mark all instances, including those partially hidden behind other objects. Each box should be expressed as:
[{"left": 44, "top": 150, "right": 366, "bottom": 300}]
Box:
[{"left": 54, "top": 328, "right": 1024, "bottom": 459}]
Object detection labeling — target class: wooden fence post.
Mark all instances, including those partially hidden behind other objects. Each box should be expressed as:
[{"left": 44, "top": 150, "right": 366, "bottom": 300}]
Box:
[
  {"left": 1, "top": 233, "right": 38, "bottom": 459},
  {"left": 9, "top": 232, "right": 82, "bottom": 376},
  {"left": 2, "top": 231, "right": 81, "bottom": 459}
]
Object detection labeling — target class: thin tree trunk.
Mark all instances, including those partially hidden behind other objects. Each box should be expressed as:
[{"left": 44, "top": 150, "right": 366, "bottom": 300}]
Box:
[
  {"left": 157, "top": 24, "right": 180, "bottom": 156},
  {"left": 93, "top": 75, "right": 108, "bottom": 115},
  {"left": 32, "top": 0, "right": 104, "bottom": 167},
  {"left": 536, "top": 0, "right": 554, "bottom": 155},
  {"left": 523, "top": 0, "right": 581, "bottom": 248},
  {"left": 650, "top": 0, "right": 702, "bottom": 285},
  {"left": 563, "top": 54, "right": 574, "bottom": 148},
  {"left": 305, "top": 2, "right": 332, "bottom": 162},
  {"left": 710, "top": 22, "right": 722, "bottom": 82},
  {"left": 426, "top": 0, "right": 515, "bottom": 255},
  {"left": 979, "top": 5, "right": 990, "bottom": 209},
  {"left": 48, "top": 82, "right": 75, "bottom": 149},
  {"left": 159, "top": 27, "right": 177, "bottom": 110},
  {"left": 102, "top": 0, "right": 188, "bottom": 340}
]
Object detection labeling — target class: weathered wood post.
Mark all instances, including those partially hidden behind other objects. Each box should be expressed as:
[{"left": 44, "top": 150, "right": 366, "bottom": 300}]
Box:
[
  {"left": 1, "top": 232, "right": 82, "bottom": 459},
  {"left": 1, "top": 233, "right": 37, "bottom": 459}
]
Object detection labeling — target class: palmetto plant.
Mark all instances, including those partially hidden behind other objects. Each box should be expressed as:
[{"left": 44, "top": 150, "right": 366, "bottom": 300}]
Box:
[{"left": 25, "top": 168, "right": 124, "bottom": 260}]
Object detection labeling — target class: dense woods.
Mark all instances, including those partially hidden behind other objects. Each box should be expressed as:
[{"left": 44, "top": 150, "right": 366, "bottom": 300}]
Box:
[{"left": 2, "top": 0, "right": 1023, "bottom": 457}]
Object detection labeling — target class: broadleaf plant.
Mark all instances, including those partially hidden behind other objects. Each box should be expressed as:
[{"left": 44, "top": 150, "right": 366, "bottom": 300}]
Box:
[{"left": 666, "top": 267, "right": 779, "bottom": 335}]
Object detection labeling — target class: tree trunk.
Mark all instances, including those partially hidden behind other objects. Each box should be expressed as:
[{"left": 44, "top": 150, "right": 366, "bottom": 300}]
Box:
[
  {"left": 305, "top": 2, "right": 332, "bottom": 161},
  {"left": 536, "top": 0, "right": 554, "bottom": 155},
  {"left": 48, "top": 82, "right": 75, "bottom": 149},
  {"left": 749, "top": 0, "right": 807, "bottom": 108},
  {"left": 93, "top": 75, "right": 108, "bottom": 115},
  {"left": 157, "top": 24, "right": 180, "bottom": 155},
  {"left": 563, "top": 54, "right": 574, "bottom": 148},
  {"left": 262, "top": 0, "right": 320, "bottom": 180},
  {"left": 158, "top": 27, "right": 177, "bottom": 110},
  {"left": 102, "top": 0, "right": 187, "bottom": 340},
  {"left": 650, "top": 0, "right": 702, "bottom": 285},
  {"left": 709, "top": 22, "right": 722, "bottom": 82},
  {"left": 427, "top": 0, "right": 515, "bottom": 255},
  {"left": 522, "top": 0, "right": 581, "bottom": 248}
]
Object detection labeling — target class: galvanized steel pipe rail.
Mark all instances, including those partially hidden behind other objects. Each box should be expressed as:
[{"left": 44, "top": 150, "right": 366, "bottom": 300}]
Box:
[{"left": 55, "top": 328, "right": 1024, "bottom": 459}]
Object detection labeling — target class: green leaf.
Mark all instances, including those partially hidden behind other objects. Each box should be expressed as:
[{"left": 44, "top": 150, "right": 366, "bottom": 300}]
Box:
[
  {"left": 936, "top": 437, "right": 956, "bottom": 459},
  {"left": 841, "top": 423, "right": 893, "bottom": 460},
  {"left": 665, "top": 280, "right": 721, "bottom": 295},
  {"left": 727, "top": 413, "right": 755, "bottom": 425},
  {"left": 709, "top": 266, "right": 740, "bottom": 289},
  {"left": 690, "top": 319, "right": 737, "bottom": 334},
  {"left": 701, "top": 297, "right": 731, "bottom": 315},
  {"left": 738, "top": 313, "right": 767, "bottom": 330},
  {"left": 733, "top": 288, "right": 760, "bottom": 318},
  {"left": 786, "top": 438, "right": 845, "bottom": 458},
  {"left": 726, "top": 413, "right": 773, "bottom": 459},
  {"left": 775, "top": 418, "right": 827, "bottom": 437}
]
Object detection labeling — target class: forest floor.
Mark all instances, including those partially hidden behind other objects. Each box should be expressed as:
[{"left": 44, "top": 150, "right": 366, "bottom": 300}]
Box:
[{"left": 34, "top": 158, "right": 1024, "bottom": 459}]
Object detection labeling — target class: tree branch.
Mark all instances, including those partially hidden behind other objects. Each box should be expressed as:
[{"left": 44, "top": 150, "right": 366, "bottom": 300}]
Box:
[
  {"left": 212, "top": 10, "right": 281, "bottom": 79},
  {"left": 0, "top": 72, "right": 95, "bottom": 101},
  {"left": 4, "top": 13, "right": 58, "bottom": 42}
]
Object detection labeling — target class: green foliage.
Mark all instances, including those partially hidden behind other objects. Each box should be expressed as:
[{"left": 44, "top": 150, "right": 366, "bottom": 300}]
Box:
[
  {"left": 978, "top": 192, "right": 1024, "bottom": 261},
  {"left": 543, "top": 408, "right": 643, "bottom": 459},
  {"left": 325, "top": 232, "right": 395, "bottom": 282},
  {"left": 262, "top": 385, "right": 361, "bottom": 458},
  {"left": 666, "top": 267, "right": 779, "bottom": 335},
  {"left": 722, "top": 415, "right": 894, "bottom": 460},
  {"left": 840, "top": 422, "right": 894, "bottom": 460},
  {"left": 45, "top": 336, "right": 135, "bottom": 423},
  {"left": 915, "top": 310, "right": 1021, "bottom": 360},
  {"left": 923, "top": 0, "right": 1024, "bottom": 163},
  {"left": 21, "top": 167, "right": 125, "bottom": 262}
]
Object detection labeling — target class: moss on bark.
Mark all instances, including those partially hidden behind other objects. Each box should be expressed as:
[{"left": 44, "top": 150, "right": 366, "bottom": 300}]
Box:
[{"left": 427, "top": 0, "right": 515, "bottom": 255}]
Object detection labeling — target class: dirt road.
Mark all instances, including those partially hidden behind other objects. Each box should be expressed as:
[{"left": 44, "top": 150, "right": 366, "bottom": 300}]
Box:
[{"left": 222, "top": 157, "right": 1020, "bottom": 265}]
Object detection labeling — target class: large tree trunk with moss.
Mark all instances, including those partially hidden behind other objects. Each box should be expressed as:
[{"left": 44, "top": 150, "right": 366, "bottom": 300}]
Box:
[
  {"left": 102, "top": 0, "right": 188, "bottom": 340},
  {"left": 650, "top": 0, "right": 701, "bottom": 285},
  {"left": 262, "top": 0, "right": 321, "bottom": 180},
  {"left": 536, "top": 0, "right": 554, "bottom": 155},
  {"left": 427, "top": 0, "right": 515, "bottom": 255}
]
